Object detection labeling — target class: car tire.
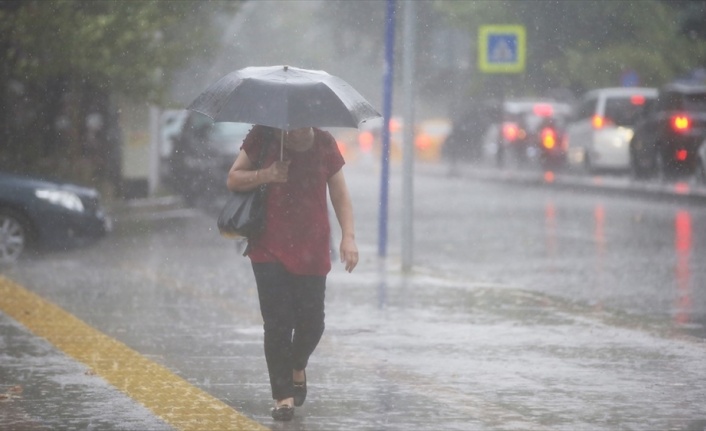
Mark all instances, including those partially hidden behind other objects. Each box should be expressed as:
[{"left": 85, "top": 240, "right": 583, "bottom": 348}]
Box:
[
  {"left": 655, "top": 151, "right": 668, "bottom": 183},
  {"left": 629, "top": 152, "right": 640, "bottom": 179},
  {"left": 630, "top": 136, "right": 660, "bottom": 180},
  {"left": 630, "top": 151, "right": 649, "bottom": 179},
  {"left": 584, "top": 152, "right": 595, "bottom": 174},
  {"left": 0, "top": 208, "right": 31, "bottom": 265},
  {"left": 695, "top": 155, "right": 706, "bottom": 184}
]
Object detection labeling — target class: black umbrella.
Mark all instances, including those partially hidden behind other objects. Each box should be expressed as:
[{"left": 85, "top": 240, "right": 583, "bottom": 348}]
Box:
[{"left": 187, "top": 65, "right": 381, "bottom": 131}]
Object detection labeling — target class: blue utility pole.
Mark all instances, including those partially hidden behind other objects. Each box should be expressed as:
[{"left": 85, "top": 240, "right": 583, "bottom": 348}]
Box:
[
  {"left": 401, "top": 0, "right": 416, "bottom": 272},
  {"left": 378, "top": 0, "right": 396, "bottom": 258}
]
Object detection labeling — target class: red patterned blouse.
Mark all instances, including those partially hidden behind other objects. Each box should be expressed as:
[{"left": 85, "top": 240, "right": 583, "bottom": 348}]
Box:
[{"left": 241, "top": 126, "right": 345, "bottom": 276}]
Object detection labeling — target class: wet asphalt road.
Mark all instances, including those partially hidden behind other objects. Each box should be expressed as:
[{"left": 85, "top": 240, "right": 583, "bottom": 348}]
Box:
[
  {"left": 1, "top": 160, "right": 706, "bottom": 430},
  {"left": 401, "top": 163, "right": 706, "bottom": 340}
]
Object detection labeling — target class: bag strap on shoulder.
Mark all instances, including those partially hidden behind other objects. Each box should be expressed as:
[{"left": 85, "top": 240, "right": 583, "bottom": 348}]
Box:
[
  {"left": 253, "top": 126, "right": 276, "bottom": 169},
  {"left": 243, "top": 129, "right": 271, "bottom": 256},
  {"left": 254, "top": 133, "right": 269, "bottom": 169}
]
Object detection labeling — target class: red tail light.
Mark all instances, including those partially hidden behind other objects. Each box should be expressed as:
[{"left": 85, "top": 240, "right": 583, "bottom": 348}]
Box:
[
  {"left": 671, "top": 114, "right": 691, "bottom": 133},
  {"left": 502, "top": 122, "right": 520, "bottom": 142},
  {"left": 676, "top": 149, "right": 688, "bottom": 161},
  {"left": 541, "top": 127, "right": 556, "bottom": 149},
  {"left": 630, "top": 95, "right": 646, "bottom": 105},
  {"left": 533, "top": 103, "right": 554, "bottom": 117}
]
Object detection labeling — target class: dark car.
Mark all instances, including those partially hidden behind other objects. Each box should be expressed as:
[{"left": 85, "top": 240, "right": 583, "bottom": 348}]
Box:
[
  {"left": 163, "top": 112, "right": 251, "bottom": 207},
  {"left": 479, "top": 98, "right": 571, "bottom": 168},
  {"left": 629, "top": 83, "right": 706, "bottom": 179},
  {"left": 444, "top": 101, "right": 498, "bottom": 163},
  {"left": 534, "top": 113, "right": 570, "bottom": 170},
  {"left": 698, "top": 137, "right": 706, "bottom": 184},
  {"left": 0, "top": 171, "right": 110, "bottom": 265}
]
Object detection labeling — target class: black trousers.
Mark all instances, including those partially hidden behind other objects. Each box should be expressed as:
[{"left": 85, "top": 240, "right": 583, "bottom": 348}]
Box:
[{"left": 252, "top": 262, "right": 326, "bottom": 400}]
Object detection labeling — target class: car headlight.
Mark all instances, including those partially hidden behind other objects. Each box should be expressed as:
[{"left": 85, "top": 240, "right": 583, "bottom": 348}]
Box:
[{"left": 35, "top": 189, "right": 85, "bottom": 212}]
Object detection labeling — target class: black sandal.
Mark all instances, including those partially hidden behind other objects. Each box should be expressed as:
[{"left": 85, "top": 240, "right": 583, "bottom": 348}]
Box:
[
  {"left": 293, "top": 370, "right": 307, "bottom": 407},
  {"left": 271, "top": 404, "right": 294, "bottom": 421}
]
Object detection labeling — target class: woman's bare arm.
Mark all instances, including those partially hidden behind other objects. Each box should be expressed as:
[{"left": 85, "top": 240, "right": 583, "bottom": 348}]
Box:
[
  {"left": 328, "top": 169, "right": 358, "bottom": 272},
  {"left": 227, "top": 150, "right": 289, "bottom": 192}
]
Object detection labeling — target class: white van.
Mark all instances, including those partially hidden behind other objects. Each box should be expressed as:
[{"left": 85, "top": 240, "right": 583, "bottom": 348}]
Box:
[{"left": 565, "top": 87, "right": 658, "bottom": 172}]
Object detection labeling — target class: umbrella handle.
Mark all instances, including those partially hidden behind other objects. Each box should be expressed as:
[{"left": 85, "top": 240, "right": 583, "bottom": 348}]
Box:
[{"left": 280, "top": 131, "right": 284, "bottom": 161}]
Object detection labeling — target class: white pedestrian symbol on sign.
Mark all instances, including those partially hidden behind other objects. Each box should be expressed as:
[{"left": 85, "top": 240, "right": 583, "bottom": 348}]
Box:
[{"left": 489, "top": 35, "right": 517, "bottom": 63}]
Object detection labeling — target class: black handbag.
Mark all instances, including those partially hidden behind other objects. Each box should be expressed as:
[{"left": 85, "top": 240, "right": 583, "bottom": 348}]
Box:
[
  {"left": 216, "top": 185, "right": 267, "bottom": 239},
  {"left": 217, "top": 140, "right": 269, "bottom": 240}
]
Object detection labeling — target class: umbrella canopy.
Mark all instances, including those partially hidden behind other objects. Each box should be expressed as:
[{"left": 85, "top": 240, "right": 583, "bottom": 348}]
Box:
[{"left": 187, "top": 65, "right": 381, "bottom": 131}]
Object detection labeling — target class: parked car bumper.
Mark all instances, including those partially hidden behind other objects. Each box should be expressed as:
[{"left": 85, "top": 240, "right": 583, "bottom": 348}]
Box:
[
  {"left": 31, "top": 203, "right": 110, "bottom": 249},
  {"left": 589, "top": 127, "right": 633, "bottom": 169},
  {"left": 656, "top": 137, "right": 704, "bottom": 176}
]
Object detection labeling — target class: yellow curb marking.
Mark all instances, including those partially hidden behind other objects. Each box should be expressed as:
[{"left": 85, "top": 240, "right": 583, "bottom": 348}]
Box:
[{"left": 0, "top": 276, "right": 269, "bottom": 431}]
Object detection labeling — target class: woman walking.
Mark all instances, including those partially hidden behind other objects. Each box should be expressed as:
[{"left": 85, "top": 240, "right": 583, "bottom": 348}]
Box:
[{"left": 226, "top": 125, "right": 358, "bottom": 421}]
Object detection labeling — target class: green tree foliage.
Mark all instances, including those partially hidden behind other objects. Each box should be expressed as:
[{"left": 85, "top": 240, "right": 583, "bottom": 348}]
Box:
[
  {"left": 667, "top": 0, "right": 706, "bottom": 41},
  {"left": 0, "top": 0, "right": 239, "bottom": 190},
  {"left": 437, "top": 0, "right": 706, "bottom": 95},
  {"left": 1, "top": 0, "right": 238, "bottom": 102}
]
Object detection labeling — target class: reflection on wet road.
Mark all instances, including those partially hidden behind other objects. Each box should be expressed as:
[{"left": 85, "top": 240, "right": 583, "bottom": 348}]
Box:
[
  {"left": 540, "top": 200, "right": 700, "bottom": 335},
  {"left": 1, "top": 162, "right": 705, "bottom": 430},
  {"left": 675, "top": 210, "right": 692, "bottom": 327},
  {"left": 390, "top": 164, "right": 706, "bottom": 340}
]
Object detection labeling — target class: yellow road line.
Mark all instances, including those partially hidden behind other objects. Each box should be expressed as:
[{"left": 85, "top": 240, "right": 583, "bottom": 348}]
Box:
[{"left": 0, "top": 276, "right": 269, "bottom": 431}]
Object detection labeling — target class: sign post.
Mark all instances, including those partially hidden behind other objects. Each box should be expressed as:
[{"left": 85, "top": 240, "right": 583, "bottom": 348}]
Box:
[
  {"left": 401, "top": 0, "right": 416, "bottom": 273},
  {"left": 478, "top": 25, "right": 526, "bottom": 167},
  {"left": 378, "top": 0, "right": 396, "bottom": 258}
]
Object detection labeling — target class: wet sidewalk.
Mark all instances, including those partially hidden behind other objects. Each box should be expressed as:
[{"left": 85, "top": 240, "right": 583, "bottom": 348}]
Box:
[
  {"left": 321, "top": 257, "right": 706, "bottom": 431},
  {"left": 2, "top": 252, "right": 706, "bottom": 430},
  {"left": 1, "top": 164, "right": 706, "bottom": 430}
]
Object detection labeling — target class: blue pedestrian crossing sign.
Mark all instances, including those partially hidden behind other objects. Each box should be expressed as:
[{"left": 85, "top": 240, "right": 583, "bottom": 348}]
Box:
[{"left": 479, "top": 25, "right": 526, "bottom": 74}]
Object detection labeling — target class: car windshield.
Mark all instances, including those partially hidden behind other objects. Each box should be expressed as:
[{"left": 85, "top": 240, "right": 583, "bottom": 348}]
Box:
[
  {"left": 605, "top": 97, "right": 648, "bottom": 127},
  {"left": 207, "top": 122, "right": 252, "bottom": 154},
  {"left": 506, "top": 101, "right": 571, "bottom": 133}
]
